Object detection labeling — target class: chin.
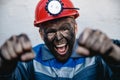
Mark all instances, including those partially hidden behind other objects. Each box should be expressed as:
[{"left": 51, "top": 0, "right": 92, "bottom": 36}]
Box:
[{"left": 53, "top": 48, "right": 73, "bottom": 63}]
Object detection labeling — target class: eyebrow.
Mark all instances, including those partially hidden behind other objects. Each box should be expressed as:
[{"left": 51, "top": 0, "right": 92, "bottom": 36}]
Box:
[{"left": 45, "top": 27, "right": 57, "bottom": 33}]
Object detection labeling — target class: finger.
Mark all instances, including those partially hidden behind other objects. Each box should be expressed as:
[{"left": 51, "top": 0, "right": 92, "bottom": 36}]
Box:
[
  {"left": 100, "top": 39, "right": 113, "bottom": 54},
  {"left": 76, "top": 46, "right": 90, "bottom": 56},
  {"left": 18, "top": 34, "right": 32, "bottom": 51},
  {"left": 20, "top": 51, "right": 35, "bottom": 61},
  {"left": 1, "top": 43, "right": 11, "bottom": 60},
  {"left": 6, "top": 40, "right": 17, "bottom": 59},
  {"left": 13, "top": 36, "right": 23, "bottom": 55},
  {"left": 78, "top": 28, "right": 93, "bottom": 45},
  {"left": 86, "top": 30, "right": 101, "bottom": 49},
  {"left": 92, "top": 33, "right": 106, "bottom": 51}
]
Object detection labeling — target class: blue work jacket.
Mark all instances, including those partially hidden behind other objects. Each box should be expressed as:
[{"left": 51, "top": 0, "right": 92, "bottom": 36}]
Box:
[{"left": 0, "top": 40, "right": 120, "bottom": 80}]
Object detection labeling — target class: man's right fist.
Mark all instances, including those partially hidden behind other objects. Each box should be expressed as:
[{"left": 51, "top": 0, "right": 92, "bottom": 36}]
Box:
[{"left": 0, "top": 34, "right": 35, "bottom": 62}]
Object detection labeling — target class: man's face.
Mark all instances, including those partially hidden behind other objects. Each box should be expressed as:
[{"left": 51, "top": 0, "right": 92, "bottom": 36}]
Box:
[{"left": 40, "top": 17, "right": 76, "bottom": 62}]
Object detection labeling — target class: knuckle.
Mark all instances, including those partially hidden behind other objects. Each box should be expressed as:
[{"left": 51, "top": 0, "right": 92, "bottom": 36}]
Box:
[
  {"left": 18, "top": 33, "right": 30, "bottom": 41},
  {"left": 10, "top": 52, "right": 17, "bottom": 59},
  {"left": 18, "top": 34, "right": 31, "bottom": 48},
  {"left": 1, "top": 50, "right": 11, "bottom": 60},
  {"left": 5, "top": 56, "right": 12, "bottom": 60},
  {"left": 23, "top": 44, "right": 32, "bottom": 50},
  {"left": 14, "top": 43, "right": 23, "bottom": 54},
  {"left": 9, "top": 35, "right": 17, "bottom": 41},
  {"left": 11, "top": 55, "right": 17, "bottom": 59}
]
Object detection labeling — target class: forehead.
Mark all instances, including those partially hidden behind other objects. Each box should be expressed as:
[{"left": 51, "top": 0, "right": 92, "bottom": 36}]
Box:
[{"left": 41, "top": 17, "right": 75, "bottom": 29}]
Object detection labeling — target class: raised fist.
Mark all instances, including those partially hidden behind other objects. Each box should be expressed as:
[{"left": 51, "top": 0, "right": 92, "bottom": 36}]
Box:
[
  {"left": 0, "top": 34, "right": 35, "bottom": 61},
  {"left": 76, "top": 28, "right": 113, "bottom": 56}
]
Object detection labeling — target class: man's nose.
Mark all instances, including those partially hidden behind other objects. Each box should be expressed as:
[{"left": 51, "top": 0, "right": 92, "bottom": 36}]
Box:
[{"left": 55, "top": 31, "right": 63, "bottom": 41}]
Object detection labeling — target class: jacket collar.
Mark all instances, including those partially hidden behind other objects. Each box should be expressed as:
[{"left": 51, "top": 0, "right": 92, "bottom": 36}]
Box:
[{"left": 41, "top": 41, "right": 82, "bottom": 61}]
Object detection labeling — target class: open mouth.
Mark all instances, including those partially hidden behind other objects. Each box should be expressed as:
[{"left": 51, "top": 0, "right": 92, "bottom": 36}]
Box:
[{"left": 54, "top": 44, "right": 68, "bottom": 55}]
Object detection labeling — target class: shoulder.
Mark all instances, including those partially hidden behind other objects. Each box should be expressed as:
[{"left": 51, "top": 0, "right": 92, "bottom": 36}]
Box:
[{"left": 33, "top": 44, "right": 45, "bottom": 55}]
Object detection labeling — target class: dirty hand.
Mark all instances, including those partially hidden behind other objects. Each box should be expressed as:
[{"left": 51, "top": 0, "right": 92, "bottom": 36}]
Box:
[
  {"left": 76, "top": 28, "right": 113, "bottom": 56},
  {"left": 0, "top": 34, "right": 35, "bottom": 74}
]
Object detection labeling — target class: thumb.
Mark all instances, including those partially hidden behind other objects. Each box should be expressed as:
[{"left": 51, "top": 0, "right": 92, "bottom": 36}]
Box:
[
  {"left": 76, "top": 46, "right": 90, "bottom": 56},
  {"left": 20, "top": 50, "right": 35, "bottom": 62}
]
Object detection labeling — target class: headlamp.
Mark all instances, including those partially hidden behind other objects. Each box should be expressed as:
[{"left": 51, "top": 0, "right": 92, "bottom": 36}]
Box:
[
  {"left": 46, "top": 0, "right": 63, "bottom": 16},
  {"left": 46, "top": 0, "right": 79, "bottom": 16}
]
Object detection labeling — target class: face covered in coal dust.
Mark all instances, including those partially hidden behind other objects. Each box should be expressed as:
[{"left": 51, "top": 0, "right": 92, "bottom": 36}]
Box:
[{"left": 40, "top": 17, "right": 77, "bottom": 62}]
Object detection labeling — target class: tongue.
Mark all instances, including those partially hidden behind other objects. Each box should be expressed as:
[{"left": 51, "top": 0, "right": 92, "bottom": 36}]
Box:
[{"left": 57, "top": 46, "right": 66, "bottom": 55}]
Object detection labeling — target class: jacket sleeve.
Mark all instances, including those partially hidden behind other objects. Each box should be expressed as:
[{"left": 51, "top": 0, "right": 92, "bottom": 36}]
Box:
[
  {"left": 104, "top": 39, "right": 120, "bottom": 80},
  {"left": 110, "top": 39, "right": 120, "bottom": 80},
  {"left": 0, "top": 60, "right": 34, "bottom": 80}
]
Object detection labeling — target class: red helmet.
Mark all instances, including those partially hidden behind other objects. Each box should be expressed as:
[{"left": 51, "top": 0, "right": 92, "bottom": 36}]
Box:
[{"left": 34, "top": 0, "right": 80, "bottom": 27}]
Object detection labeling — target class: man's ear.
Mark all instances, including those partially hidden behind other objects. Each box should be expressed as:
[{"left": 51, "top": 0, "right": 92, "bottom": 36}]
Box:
[
  {"left": 74, "top": 24, "right": 78, "bottom": 35},
  {"left": 39, "top": 29, "right": 44, "bottom": 40}
]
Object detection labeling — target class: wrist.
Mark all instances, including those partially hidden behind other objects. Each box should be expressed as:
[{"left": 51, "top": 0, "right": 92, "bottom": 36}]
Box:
[
  {"left": 109, "top": 44, "right": 120, "bottom": 61},
  {"left": 0, "top": 49, "right": 17, "bottom": 74}
]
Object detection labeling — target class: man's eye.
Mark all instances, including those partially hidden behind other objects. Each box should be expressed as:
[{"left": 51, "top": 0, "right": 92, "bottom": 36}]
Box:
[
  {"left": 61, "top": 30, "right": 69, "bottom": 34},
  {"left": 60, "top": 27, "right": 70, "bottom": 32},
  {"left": 63, "top": 28, "right": 68, "bottom": 31},
  {"left": 47, "top": 32, "right": 55, "bottom": 37},
  {"left": 60, "top": 24, "right": 70, "bottom": 31}
]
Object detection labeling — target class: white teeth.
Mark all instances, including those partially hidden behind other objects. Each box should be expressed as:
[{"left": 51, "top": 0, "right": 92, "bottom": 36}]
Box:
[{"left": 56, "top": 44, "right": 66, "bottom": 47}]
